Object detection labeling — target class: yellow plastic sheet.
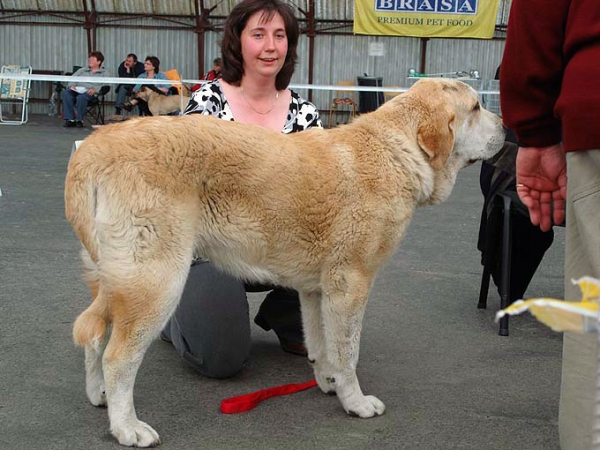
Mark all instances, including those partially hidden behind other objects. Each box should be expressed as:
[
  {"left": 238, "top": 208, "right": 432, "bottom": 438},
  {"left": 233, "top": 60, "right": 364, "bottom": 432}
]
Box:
[{"left": 495, "top": 277, "right": 600, "bottom": 333}]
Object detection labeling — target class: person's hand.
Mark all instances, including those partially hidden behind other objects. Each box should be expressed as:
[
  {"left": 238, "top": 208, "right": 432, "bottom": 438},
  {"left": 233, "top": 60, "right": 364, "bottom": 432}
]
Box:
[
  {"left": 87, "top": 88, "right": 96, "bottom": 96},
  {"left": 516, "top": 144, "right": 567, "bottom": 231}
]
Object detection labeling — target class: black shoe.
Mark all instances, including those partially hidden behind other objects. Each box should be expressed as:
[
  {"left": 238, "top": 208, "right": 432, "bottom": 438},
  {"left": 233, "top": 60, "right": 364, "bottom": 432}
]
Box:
[
  {"left": 76, "top": 121, "right": 84, "bottom": 128},
  {"left": 64, "top": 120, "right": 75, "bottom": 128},
  {"left": 255, "top": 314, "right": 307, "bottom": 356},
  {"left": 160, "top": 331, "right": 172, "bottom": 343},
  {"left": 278, "top": 338, "right": 308, "bottom": 357}
]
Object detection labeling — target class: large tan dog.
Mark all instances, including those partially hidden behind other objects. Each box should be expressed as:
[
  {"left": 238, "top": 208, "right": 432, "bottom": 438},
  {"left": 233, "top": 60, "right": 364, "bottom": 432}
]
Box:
[
  {"left": 134, "top": 85, "right": 190, "bottom": 116},
  {"left": 65, "top": 78, "right": 505, "bottom": 447}
]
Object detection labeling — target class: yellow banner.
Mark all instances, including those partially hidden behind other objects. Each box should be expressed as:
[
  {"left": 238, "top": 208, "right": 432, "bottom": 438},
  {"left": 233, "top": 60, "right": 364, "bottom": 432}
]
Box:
[{"left": 354, "top": 0, "right": 500, "bottom": 39}]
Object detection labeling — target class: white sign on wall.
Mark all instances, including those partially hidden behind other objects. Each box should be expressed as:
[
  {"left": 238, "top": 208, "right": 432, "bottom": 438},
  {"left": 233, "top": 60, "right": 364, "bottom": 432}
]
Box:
[{"left": 368, "top": 42, "right": 386, "bottom": 56}]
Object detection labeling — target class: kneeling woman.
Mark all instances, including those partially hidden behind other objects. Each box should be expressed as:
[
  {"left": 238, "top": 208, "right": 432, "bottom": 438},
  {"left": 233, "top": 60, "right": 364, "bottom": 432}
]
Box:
[{"left": 161, "top": 0, "right": 322, "bottom": 379}]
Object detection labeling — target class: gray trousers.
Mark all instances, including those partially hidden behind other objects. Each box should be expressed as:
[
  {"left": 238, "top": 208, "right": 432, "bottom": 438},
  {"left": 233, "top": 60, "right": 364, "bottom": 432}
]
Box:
[
  {"left": 165, "top": 261, "right": 303, "bottom": 379},
  {"left": 560, "top": 150, "right": 600, "bottom": 450},
  {"left": 166, "top": 261, "right": 251, "bottom": 379}
]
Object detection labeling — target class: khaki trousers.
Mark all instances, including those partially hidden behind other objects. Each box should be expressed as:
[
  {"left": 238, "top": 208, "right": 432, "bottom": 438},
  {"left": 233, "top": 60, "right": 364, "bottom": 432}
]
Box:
[{"left": 560, "top": 150, "right": 600, "bottom": 450}]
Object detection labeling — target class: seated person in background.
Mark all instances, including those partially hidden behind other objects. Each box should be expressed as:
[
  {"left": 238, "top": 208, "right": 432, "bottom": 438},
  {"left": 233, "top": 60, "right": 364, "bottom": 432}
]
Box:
[
  {"left": 114, "top": 53, "right": 144, "bottom": 117},
  {"left": 61, "top": 51, "right": 108, "bottom": 127},
  {"left": 122, "top": 56, "right": 170, "bottom": 116},
  {"left": 191, "top": 57, "right": 222, "bottom": 92}
]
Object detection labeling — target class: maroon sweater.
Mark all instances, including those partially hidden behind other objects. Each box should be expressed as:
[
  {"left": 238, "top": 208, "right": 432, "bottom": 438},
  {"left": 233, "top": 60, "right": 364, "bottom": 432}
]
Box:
[{"left": 500, "top": 0, "right": 600, "bottom": 152}]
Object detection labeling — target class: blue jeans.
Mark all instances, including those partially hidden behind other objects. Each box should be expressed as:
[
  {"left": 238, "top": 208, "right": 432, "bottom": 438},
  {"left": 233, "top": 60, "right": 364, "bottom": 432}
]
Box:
[
  {"left": 115, "top": 85, "right": 131, "bottom": 110},
  {"left": 62, "top": 89, "right": 92, "bottom": 121}
]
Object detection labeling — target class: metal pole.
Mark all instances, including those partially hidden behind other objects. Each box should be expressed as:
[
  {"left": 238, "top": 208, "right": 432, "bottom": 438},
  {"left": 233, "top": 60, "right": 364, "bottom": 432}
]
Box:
[
  {"left": 419, "top": 38, "right": 429, "bottom": 74},
  {"left": 194, "top": 0, "right": 205, "bottom": 78},
  {"left": 82, "top": 0, "right": 92, "bottom": 54},
  {"left": 307, "top": 0, "right": 316, "bottom": 103}
]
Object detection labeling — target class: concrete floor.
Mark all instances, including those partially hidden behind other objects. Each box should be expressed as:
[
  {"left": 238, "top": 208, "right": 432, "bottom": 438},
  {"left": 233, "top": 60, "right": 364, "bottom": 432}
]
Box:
[{"left": 0, "top": 115, "right": 564, "bottom": 450}]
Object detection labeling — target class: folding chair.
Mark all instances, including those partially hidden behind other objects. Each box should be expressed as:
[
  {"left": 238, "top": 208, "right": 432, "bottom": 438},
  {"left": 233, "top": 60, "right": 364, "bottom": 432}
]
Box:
[
  {"left": 163, "top": 68, "right": 184, "bottom": 95},
  {"left": 84, "top": 85, "right": 110, "bottom": 126},
  {"left": 327, "top": 81, "right": 357, "bottom": 128},
  {"left": 0, "top": 65, "right": 32, "bottom": 125}
]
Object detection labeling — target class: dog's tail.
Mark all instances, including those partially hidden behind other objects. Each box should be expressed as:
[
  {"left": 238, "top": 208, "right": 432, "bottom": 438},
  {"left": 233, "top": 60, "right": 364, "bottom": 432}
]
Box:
[
  {"left": 65, "top": 150, "right": 99, "bottom": 263},
  {"left": 72, "top": 250, "right": 109, "bottom": 348}
]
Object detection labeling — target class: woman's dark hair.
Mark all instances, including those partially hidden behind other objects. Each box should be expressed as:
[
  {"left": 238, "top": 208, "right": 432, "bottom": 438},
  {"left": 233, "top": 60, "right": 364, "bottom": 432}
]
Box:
[
  {"left": 145, "top": 56, "right": 161, "bottom": 73},
  {"left": 221, "top": 0, "right": 299, "bottom": 90},
  {"left": 89, "top": 51, "right": 105, "bottom": 65}
]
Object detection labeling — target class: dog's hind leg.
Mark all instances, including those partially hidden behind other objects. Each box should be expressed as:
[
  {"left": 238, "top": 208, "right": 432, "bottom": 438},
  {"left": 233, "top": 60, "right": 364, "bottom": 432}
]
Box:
[
  {"left": 299, "top": 290, "right": 337, "bottom": 395},
  {"left": 73, "top": 249, "right": 109, "bottom": 407},
  {"left": 321, "top": 272, "right": 385, "bottom": 418},
  {"left": 102, "top": 262, "right": 190, "bottom": 447},
  {"left": 85, "top": 328, "right": 109, "bottom": 407}
]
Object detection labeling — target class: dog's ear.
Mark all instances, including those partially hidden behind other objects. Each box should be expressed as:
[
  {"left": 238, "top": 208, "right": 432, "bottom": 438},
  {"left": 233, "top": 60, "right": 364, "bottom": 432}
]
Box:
[{"left": 417, "top": 107, "right": 455, "bottom": 170}]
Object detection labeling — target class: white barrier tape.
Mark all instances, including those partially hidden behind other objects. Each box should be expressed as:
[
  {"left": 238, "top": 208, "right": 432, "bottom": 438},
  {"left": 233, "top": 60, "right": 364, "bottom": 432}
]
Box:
[{"left": 0, "top": 73, "right": 500, "bottom": 95}]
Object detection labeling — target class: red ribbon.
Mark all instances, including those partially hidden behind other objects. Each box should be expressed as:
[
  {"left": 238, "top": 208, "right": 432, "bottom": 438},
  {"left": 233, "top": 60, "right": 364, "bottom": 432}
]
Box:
[{"left": 220, "top": 379, "right": 318, "bottom": 414}]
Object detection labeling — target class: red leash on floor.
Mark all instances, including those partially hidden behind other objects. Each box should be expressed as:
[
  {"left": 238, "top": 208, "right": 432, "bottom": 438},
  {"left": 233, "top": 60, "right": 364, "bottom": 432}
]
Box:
[{"left": 221, "top": 379, "right": 318, "bottom": 414}]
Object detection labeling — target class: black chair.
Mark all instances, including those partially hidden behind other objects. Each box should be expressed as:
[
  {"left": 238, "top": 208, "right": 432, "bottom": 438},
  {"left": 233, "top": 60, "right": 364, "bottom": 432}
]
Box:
[
  {"left": 85, "top": 85, "right": 110, "bottom": 125},
  {"left": 478, "top": 191, "right": 519, "bottom": 336},
  {"left": 477, "top": 141, "right": 556, "bottom": 336}
]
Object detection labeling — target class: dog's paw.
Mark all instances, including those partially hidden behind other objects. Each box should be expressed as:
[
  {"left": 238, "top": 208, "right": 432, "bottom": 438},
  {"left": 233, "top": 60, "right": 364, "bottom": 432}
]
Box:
[
  {"left": 344, "top": 395, "right": 386, "bottom": 418},
  {"left": 112, "top": 420, "right": 160, "bottom": 447}
]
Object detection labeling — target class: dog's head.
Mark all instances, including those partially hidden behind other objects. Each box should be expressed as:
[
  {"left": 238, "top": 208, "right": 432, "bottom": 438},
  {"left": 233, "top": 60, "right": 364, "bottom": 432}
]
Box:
[
  {"left": 385, "top": 78, "right": 505, "bottom": 204},
  {"left": 134, "top": 87, "right": 153, "bottom": 101}
]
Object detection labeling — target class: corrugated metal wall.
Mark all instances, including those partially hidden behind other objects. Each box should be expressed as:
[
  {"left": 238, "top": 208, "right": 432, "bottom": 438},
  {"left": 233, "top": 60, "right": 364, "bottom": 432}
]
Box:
[
  {"left": 1, "top": 16, "right": 505, "bottom": 116},
  {"left": 426, "top": 38, "right": 505, "bottom": 81}
]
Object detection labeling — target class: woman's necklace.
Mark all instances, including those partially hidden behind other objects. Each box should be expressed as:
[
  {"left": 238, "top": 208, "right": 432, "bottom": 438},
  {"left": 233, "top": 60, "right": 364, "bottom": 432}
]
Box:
[{"left": 240, "top": 86, "right": 279, "bottom": 115}]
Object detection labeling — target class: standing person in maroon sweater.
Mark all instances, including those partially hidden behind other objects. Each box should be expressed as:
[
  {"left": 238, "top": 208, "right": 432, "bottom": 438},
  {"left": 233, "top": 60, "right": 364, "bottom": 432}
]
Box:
[{"left": 501, "top": 1, "right": 600, "bottom": 449}]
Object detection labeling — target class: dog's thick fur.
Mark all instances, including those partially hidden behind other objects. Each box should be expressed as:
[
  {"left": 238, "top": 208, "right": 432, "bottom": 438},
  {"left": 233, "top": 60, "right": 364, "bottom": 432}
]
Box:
[
  {"left": 135, "top": 85, "right": 190, "bottom": 116},
  {"left": 65, "top": 79, "right": 505, "bottom": 447}
]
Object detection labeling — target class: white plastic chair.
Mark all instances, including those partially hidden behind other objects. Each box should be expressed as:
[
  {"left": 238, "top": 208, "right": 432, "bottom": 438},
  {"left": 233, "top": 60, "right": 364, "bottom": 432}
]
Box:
[{"left": 1, "top": 65, "right": 32, "bottom": 125}]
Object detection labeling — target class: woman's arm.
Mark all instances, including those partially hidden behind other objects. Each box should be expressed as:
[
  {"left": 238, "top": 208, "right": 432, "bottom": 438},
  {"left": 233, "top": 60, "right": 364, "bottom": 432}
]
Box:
[
  {"left": 155, "top": 73, "right": 171, "bottom": 94},
  {"left": 133, "top": 73, "right": 146, "bottom": 93}
]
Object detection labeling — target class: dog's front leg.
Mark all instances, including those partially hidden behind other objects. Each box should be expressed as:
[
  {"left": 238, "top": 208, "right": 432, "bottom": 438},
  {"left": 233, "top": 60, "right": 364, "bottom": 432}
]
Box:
[
  {"left": 321, "top": 280, "right": 385, "bottom": 418},
  {"left": 299, "top": 290, "right": 337, "bottom": 394}
]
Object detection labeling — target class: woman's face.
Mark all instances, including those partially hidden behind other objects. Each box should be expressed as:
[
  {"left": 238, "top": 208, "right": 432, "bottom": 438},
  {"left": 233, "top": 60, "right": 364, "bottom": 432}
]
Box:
[
  {"left": 144, "top": 60, "right": 155, "bottom": 73},
  {"left": 240, "top": 11, "right": 288, "bottom": 81},
  {"left": 88, "top": 56, "right": 101, "bottom": 70}
]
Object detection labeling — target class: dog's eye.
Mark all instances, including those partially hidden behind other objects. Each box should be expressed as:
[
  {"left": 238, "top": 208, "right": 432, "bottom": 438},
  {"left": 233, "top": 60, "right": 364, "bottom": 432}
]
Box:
[{"left": 472, "top": 102, "right": 481, "bottom": 112}]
